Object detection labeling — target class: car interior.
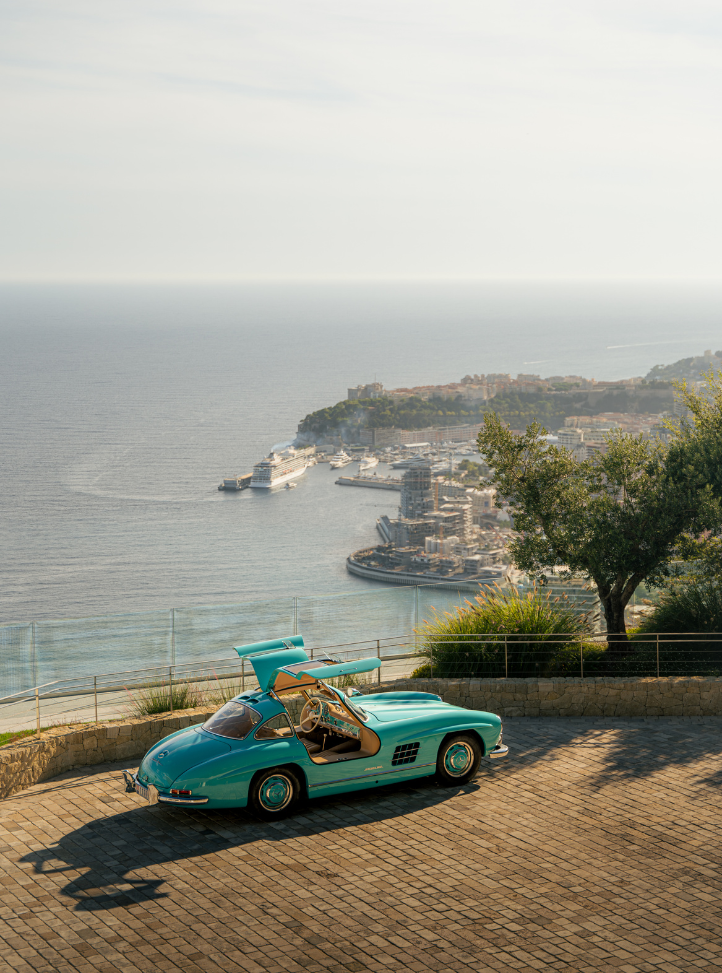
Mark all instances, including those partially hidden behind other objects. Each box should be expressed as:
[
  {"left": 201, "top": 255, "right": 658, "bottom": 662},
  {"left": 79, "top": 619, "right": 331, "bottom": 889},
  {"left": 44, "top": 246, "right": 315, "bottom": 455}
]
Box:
[{"left": 277, "top": 682, "right": 381, "bottom": 763}]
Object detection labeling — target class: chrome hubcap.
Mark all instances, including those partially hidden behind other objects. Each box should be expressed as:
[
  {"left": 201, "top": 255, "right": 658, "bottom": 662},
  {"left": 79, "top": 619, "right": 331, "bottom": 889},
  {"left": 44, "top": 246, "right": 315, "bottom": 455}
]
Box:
[
  {"left": 444, "top": 742, "right": 473, "bottom": 777},
  {"left": 259, "top": 775, "right": 293, "bottom": 811}
]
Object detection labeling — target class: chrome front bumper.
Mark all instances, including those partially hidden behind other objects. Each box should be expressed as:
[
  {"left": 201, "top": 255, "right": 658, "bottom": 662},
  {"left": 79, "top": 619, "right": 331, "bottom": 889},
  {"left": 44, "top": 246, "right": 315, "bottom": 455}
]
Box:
[
  {"left": 122, "top": 770, "right": 208, "bottom": 805},
  {"left": 488, "top": 744, "right": 509, "bottom": 760}
]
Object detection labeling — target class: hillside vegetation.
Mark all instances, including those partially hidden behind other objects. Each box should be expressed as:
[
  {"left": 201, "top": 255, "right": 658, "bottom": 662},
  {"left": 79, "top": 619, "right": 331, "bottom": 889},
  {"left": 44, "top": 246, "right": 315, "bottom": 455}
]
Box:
[
  {"left": 299, "top": 392, "right": 574, "bottom": 436},
  {"left": 646, "top": 353, "right": 722, "bottom": 383}
]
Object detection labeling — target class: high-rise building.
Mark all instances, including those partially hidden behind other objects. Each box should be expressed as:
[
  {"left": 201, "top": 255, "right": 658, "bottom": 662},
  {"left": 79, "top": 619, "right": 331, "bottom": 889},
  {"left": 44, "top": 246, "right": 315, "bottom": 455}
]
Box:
[{"left": 399, "top": 465, "right": 433, "bottom": 518}]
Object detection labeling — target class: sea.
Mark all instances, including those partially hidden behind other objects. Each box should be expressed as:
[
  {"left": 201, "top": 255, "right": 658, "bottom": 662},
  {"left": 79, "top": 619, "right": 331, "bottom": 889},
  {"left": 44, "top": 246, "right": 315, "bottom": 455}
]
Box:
[{"left": 2, "top": 280, "right": 722, "bottom": 626}]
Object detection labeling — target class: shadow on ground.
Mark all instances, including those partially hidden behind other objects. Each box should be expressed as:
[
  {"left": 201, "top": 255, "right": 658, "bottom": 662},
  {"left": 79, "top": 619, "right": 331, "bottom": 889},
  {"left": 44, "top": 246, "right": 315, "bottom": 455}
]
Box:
[
  {"left": 18, "top": 717, "right": 722, "bottom": 912},
  {"left": 20, "top": 776, "right": 468, "bottom": 912},
  {"left": 494, "top": 717, "right": 722, "bottom": 791}
]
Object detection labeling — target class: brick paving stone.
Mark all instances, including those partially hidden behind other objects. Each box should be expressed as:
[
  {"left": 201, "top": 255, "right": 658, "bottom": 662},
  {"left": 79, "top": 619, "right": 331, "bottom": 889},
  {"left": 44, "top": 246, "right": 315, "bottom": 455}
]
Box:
[{"left": 0, "top": 718, "right": 721, "bottom": 971}]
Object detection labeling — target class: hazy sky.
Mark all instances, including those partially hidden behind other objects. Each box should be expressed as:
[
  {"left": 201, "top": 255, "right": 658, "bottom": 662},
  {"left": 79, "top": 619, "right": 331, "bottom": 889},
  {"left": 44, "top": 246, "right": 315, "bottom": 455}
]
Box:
[{"left": 2, "top": 1, "right": 722, "bottom": 280}]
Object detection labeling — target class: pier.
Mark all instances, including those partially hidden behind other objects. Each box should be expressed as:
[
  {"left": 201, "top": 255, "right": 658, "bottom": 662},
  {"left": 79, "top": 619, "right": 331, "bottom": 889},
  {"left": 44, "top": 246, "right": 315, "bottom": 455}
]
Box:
[{"left": 335, "top": 474, "right": 402, "bottom": 491}]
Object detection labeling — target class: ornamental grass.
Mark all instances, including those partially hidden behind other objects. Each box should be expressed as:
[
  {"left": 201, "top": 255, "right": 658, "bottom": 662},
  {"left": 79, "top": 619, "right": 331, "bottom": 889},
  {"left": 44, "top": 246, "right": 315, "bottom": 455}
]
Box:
[{"left": 413, "top": 584, "right": 593, "bottom": 679}]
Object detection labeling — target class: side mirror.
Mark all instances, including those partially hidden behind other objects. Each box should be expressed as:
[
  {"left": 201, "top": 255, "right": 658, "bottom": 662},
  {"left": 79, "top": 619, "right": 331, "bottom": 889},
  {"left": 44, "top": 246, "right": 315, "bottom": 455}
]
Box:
[{"left": 346, "top": 687, "right": 363, "bottom": 698}]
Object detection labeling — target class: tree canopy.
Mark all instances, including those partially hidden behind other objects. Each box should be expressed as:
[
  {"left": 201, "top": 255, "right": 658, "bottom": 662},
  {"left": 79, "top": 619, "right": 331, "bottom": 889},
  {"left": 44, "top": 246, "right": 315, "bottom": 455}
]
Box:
[{"left": 477, "top": 414, "right": 721, "bottom": 640}]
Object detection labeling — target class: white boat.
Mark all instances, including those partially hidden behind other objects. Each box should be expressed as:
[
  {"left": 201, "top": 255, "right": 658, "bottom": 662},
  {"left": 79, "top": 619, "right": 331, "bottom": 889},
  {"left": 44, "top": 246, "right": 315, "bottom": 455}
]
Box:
[
  {"left": 329, "top": 451, "right": 353, "bottom": 469},
  {"left": 359, "top": 455, "right": 379, "bottom": 471},
  {"left": 391, "top": 453, "right": 432, "bottom": 469},
  {"left": 285, "top": 482, "right": 297, "bottom": 490},
  {"left": 250, "top": 446, "right": 315, "bottom": 488}
]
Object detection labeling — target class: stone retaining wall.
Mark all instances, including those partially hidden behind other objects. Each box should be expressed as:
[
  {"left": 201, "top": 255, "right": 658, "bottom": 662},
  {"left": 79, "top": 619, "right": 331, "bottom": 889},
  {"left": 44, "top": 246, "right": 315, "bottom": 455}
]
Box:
[
  {"left": 365, "top": 676, "right": 722, "bottom": 718},
  {"left": 0, "top": 706, "right": 216, "bottom": 801},
  {"left": 2, "top": 678, "right": 721, "bottom": 800}
]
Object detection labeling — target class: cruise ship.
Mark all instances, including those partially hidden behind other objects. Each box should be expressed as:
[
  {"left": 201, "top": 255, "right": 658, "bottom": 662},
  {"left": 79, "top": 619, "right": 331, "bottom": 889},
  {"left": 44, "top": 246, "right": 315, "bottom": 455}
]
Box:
[{"left": 250, "top": 446, "right": 316, "bottom": 489}]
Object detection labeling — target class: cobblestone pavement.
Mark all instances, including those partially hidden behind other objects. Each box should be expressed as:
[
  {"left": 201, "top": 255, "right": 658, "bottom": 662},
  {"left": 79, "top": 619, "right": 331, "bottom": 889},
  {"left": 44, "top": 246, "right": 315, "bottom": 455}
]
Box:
[{"left": 1, "top": 718, "right": 722, "bottom": 973}]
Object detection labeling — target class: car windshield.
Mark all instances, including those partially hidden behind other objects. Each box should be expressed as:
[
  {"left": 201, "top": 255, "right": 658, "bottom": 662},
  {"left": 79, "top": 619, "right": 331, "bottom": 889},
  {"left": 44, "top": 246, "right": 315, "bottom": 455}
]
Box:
[
  {"left": 324, "top": 684, "right": 368, "bottom": 723},
  {"left": 204, "top": 701, "right": 261, "bottom": 740}
]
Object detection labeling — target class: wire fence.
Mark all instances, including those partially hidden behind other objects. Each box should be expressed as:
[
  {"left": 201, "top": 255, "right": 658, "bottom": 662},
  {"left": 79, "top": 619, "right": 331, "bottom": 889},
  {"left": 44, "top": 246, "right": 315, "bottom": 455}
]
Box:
[
  {"left": 2, "top": 630, "right": 720, "bottom": 742},
  {"left": 0, "top": 635, "right": 417, "bottom": 737},
  {"left": 0, "top": 580, "right": 603, "bottom": 699},
  {"left": 416, "top": 632, "right": 722, "bottom": 680}
]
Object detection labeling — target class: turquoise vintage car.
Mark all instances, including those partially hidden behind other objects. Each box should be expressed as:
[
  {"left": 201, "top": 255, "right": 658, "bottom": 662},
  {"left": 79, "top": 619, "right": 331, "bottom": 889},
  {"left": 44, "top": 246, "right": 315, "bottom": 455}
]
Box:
[{"left": 124, "top": 637, "right": 508, "bottom": 819}]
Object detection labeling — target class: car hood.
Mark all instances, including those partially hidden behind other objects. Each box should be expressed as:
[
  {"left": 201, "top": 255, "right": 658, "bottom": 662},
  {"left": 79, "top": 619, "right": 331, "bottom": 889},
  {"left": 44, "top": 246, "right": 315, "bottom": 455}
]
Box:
[{"left": 139, "top": 727, "right": 231, "bottom": 788}]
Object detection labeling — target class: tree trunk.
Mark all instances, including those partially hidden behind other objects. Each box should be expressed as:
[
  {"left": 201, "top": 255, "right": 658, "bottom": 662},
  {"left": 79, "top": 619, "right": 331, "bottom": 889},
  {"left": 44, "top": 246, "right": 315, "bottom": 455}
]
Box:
[{"left": 601, "top": 591, "right": 632, "bottom": 656}]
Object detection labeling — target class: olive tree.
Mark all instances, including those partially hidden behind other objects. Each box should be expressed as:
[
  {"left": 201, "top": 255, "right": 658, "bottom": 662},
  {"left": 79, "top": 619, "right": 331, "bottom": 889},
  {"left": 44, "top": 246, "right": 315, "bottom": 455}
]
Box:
[
  {"left": 477, "top": 414, "right": 720, "bottom": 642},
  {"left": 664, "top": 369, "right": 722, "bottom": 580}
]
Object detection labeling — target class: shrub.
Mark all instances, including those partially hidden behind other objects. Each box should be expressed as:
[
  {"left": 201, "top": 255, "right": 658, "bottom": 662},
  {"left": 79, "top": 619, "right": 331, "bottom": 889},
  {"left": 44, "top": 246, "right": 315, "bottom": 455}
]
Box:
[
  {"left": 636, "top": 582, "right": 722, "bottom": 636},
  {"left": 126, "top": 680, "right": 204, "bottom": 716},
  {"left": 413, "top": 585, "right": 592, "bottom": 679}
]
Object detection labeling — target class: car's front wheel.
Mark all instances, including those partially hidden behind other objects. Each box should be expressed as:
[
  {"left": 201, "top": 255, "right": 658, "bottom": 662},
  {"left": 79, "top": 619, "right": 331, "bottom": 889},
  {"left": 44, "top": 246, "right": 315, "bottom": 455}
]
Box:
[
  {"left": 249, "top": 767, "right": 302, "bottom": 820},
  {"left": 436, "top": 734, "right": 482, "bottom": 786}
]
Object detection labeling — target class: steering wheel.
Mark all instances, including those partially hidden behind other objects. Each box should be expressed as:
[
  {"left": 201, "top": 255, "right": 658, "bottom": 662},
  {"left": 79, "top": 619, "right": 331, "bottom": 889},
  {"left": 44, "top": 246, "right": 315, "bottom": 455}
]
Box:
[{"left": 300, "top": 699, "right": 322, "bottom": 733}]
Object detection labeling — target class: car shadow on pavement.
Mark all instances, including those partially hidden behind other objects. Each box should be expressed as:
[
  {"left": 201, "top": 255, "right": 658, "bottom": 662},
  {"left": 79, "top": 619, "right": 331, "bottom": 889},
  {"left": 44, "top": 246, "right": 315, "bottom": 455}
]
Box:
[
  {"left": 19, "top": 719, "right": 722, "bottom": 913},
  {"left": 19, "top": 776, "right": 476, "bottom": 912},
  {"left": 497, "top": 717, "right": 722, "bottom": 790}
]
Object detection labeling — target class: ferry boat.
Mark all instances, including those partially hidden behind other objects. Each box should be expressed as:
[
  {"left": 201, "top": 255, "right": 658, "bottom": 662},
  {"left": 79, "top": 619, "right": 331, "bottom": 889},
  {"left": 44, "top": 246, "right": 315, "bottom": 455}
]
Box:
[
  {"left": 250, "top": 446, "right": 316, "bottom": 489},
  {"left": 329, "top": 451, "right": 353, "bottom": 469}
]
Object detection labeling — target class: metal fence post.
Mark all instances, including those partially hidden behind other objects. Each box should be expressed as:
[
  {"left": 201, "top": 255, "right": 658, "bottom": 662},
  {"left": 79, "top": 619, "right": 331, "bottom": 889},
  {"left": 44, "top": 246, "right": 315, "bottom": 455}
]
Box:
[
  {"left": 169, "top": 666, "right": 173, "bottom": 714},
  {"left": 94, "top": 676, "right": 98, "bottom": 723},
  {"left": 430, "top": 644, "right": 434, "bottom": 679},
  {"left": 580, "top": 637, "right": 584, "bottom": 679},
  {"left": 504, "top": 636, "right": 508, "bottom": 679},
  {"left": 171, "top": 608, "right": 175, "bottom": 668},
  {"left": 241, "top": 658, "right": 245, "bottom": 691},
  {"left": 31, "top": 620, "right": 37, "bottom": 687},
  {"left": 35, "top": 687, "right": 40, "bottom": 737},
  {"left": 377, "top": 639, "right": 381, "bottom": 686},
  {"left": 414, "top": 586, "right": 419, "bottom": 635},
  {"left": 293, "top": 597, "right": 298, "bottom": 636},
  {"left": 656, "top": 634, "right": 660, "bottom": 678}
]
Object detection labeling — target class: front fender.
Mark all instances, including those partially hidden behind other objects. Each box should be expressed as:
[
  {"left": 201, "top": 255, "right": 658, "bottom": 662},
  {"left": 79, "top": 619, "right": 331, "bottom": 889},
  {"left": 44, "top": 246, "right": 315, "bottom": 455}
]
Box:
[{"left": 433, "top": 722, "right": 499, "bottom": 756}]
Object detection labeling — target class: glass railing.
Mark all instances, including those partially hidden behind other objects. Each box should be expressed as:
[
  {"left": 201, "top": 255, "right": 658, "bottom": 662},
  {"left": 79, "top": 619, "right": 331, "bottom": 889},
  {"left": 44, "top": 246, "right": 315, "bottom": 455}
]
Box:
[{"left": 0, "top": 580, "right": 604, "bottom": 701}]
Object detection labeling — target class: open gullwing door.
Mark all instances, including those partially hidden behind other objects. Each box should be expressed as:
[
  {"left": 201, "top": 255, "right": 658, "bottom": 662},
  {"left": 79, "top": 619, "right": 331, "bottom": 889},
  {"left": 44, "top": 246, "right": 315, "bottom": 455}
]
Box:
[
  {"left": 233, "top": 636, "right": 308, "bottom": 692},
  {"left": 267, "top": 656, "right": 381, "bottom": 694}
]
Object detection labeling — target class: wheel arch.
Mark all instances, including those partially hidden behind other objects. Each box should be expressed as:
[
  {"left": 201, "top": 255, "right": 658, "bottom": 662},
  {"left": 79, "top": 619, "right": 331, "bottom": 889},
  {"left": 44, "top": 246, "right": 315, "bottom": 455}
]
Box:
[
  {"left": 249, "top": 761, "right": 310, "bottom": 799},
  {"left": 437, "top": 726, "right": 487, "bottom": 757}
]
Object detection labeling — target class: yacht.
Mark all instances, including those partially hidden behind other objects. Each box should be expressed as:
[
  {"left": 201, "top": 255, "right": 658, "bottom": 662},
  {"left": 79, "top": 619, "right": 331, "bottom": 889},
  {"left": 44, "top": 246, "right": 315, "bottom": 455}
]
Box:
[
  {"left": 329, "top": 451, "right": 353, "bottom": 469},
  {"left": 359, "top": 455, "right": 379, "bottom": 472},
  {"left": 391, "top": 453, "right": 432, "bottom": 469}
]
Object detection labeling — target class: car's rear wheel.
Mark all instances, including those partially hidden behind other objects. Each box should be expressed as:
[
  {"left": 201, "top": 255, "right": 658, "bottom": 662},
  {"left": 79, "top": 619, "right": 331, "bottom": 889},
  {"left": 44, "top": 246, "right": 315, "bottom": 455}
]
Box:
[
  {"left": 436, "top": 734, "right": 482, "bottom": 786},
  {"left": 249, "top": 767, "right": 302, "bottom": 820}
]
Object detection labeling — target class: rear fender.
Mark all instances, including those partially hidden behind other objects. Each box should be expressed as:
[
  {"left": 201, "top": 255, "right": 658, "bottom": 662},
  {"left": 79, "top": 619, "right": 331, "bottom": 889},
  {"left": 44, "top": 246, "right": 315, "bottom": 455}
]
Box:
[
  {"left": 248, "top": 762, "right": 310, "bottom": 800},
  {"left": 176, "top": 743, "right": 312, "bottom": 797}
]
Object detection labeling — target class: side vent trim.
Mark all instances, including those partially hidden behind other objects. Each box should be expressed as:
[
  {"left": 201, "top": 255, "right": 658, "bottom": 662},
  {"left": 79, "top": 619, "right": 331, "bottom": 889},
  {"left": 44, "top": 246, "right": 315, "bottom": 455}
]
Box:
[{"left": 392, "top": 742, "right": 420, "bottom": 767}]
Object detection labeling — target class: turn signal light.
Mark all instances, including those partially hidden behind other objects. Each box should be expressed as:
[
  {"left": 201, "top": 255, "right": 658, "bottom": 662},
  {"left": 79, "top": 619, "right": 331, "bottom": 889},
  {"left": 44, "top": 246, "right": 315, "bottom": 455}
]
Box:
[{"left": 170, "top": 789, "right": 192, "bottom": 796}]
